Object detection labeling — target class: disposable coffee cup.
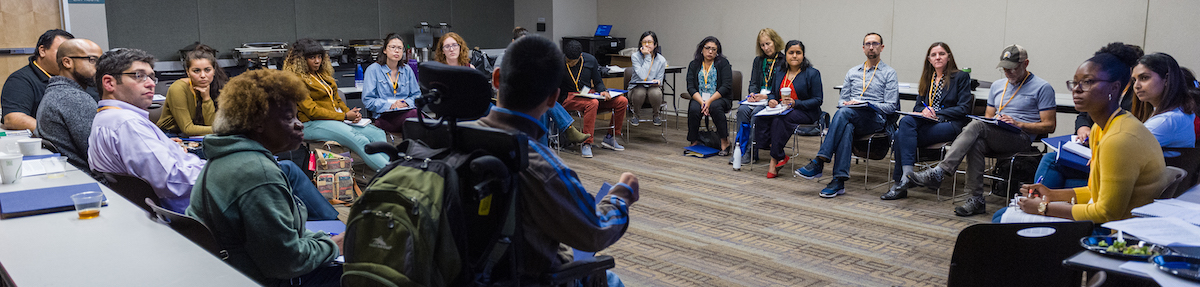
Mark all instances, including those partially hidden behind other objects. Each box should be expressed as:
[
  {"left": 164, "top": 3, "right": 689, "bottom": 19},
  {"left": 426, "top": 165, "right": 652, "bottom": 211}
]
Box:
[
  {"left": 71, "top": 191, "right": 104, "bottom": 219},
  {"left": 781, "top": 87, "right": 792, "bottom": 97},
  {"left": 17, "top": 138, "right": 40, "bottom": 156},
  {"left": 0, "top": 153, "right": 22, "bottom": 184}
]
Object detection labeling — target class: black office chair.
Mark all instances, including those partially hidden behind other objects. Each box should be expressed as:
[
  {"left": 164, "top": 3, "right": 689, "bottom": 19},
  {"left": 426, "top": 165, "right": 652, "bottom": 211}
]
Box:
[
  {"left": 40, "top": 139, "right": 59, "bottom": 154},
  {"left": 145, "top": 198, "right": 228, "bottom": 261},
  {"left": 100, "top": 173, "right": 161, "bottom": 217},
  {"left": 1163, "top": 147, "right": 1200, "bottom": 198},
  {"left": 948, "top": 221, "right": 1094, "bottom": 287}
]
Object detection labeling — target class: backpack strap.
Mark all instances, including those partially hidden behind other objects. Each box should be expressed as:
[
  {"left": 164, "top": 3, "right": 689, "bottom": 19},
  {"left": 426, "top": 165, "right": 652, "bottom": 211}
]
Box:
[{"left": 474, "top": 169, "right": 520, "bottom": 285}]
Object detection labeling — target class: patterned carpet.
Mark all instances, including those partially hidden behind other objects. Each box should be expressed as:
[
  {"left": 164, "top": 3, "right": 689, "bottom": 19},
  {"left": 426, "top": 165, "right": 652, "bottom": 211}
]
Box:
[{"left": 557, "top": 114, "right": 1006, "bottom": 287}]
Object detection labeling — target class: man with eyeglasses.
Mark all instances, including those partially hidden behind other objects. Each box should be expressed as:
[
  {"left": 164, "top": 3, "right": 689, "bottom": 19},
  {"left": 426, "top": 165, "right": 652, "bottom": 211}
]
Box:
[
  {"left": 36, "top": 39, "right": 104, "bottom": 176},
  {"left": 2, "top": 29, "right": 82, "bottom": 133},
  {"left": 907, "top": 44, "right": 1057, "bottom": 216},
  {"left": 87, "top": 48, "right": 205, "bottom": 213},
  {"left": 795, "top": 32, "right": 899, "bottom": 198}
]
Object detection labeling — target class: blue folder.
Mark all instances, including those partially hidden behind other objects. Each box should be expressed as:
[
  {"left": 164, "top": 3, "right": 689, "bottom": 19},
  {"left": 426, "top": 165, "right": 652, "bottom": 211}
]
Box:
[
  {"left": 306, "top": 220, "right": 346, "bottom": 235},
  {"left": 0, "top": 182, "right": 104, "bottom": 219},
  {"left": 1041, "top": 135, "right": 1088, "bottom": 171},
  {"left": 684, "top": 145, "right": 720, "bottom": 158}
]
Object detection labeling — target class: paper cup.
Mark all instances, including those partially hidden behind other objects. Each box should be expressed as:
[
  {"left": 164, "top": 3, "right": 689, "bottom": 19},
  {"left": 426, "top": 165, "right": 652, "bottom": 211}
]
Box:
[
  {"left": 0, "top": 153, "right": 22, "bottom": 184},
  {"left": 781, "top": 87, "right": 792, "bottom": 97},
  {"left": 17, "top": 138, "right": 41, "bottom": 156}
]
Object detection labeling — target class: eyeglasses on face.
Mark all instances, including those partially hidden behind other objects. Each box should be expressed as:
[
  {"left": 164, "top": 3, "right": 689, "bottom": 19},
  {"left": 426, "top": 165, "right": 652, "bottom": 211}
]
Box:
[
  {"left": 386, "top": 45, "right": 405, "bottom": 51},
  {"left": 1065, "top": 78, "right": 1115, "bottom": 92},
  {"left": 442, "top": 43, "right": 460, "bottom": 51},
  {"left": 863, "top": 42, "right": 882, "bottom": 48},
  {"left": 68, "top": 56, "right": 99, "bottom": 64},
  {"left": 114, "top": 71, "right": 158, "bottom": 84}
]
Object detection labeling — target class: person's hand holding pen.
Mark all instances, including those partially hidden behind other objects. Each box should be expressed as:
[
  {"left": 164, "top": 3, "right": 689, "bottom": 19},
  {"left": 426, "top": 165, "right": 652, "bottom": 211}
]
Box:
[{"left": 920, "top": 102, "right": 938, "bottom": 120}]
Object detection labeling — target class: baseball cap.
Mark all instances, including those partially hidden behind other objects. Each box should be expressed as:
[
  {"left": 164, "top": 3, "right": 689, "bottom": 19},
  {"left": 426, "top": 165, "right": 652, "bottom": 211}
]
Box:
[{"left": 996, "top": 44, "right": 1027, "bottom": 69}]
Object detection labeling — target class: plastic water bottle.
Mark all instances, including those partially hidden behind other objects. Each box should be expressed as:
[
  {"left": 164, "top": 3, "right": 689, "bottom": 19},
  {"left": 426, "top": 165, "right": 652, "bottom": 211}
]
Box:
[
  {"left": 732, "top": 145, "right": 742, "bottom": 171},
  {"left": 354, "top": 64, "right": 364, "bottom": 90}
]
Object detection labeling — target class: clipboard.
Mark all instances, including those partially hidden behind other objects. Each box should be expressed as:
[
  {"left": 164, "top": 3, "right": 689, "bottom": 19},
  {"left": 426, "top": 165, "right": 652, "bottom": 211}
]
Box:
[
  {"left": 967, "top": 115, "right": 1022, "bottom": 133},
  {"left": 898, "top": 111, "right": 938, "bottom": 122}
]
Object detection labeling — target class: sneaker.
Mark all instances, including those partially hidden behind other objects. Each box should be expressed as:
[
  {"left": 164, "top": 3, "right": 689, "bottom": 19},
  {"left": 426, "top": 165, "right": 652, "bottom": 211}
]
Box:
[
  {"left": 652, "top": 115, "right": 663, "bottom": 126},
  {"left": 794, "top": 159, "right": 824, "bottom": 179},
  {"left": 564, "top": 126, "right": 592, "bottom": 144},
  {"left": 954, "top": 196, "right": 987, "bottom": 216},
  {"left": 629, "top": 113, "right": 640, "bottom": 127},
  {"left": 600, "top": 135, "right": 624, "bottom": 151},
  {"left": 580, "top": 144, "right": 594, "bottom": 158},
  {"left": 820, "top": 178, "right": 846, "bottom": 198},
  {"left": 906, "top": 166, "right": 945, "bottom": 191}
]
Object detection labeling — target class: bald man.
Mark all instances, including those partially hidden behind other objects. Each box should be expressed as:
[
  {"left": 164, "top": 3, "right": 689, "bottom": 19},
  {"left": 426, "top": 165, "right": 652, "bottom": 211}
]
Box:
[{"left": 37, "top": 39, "right": 104, "bottom": 175}]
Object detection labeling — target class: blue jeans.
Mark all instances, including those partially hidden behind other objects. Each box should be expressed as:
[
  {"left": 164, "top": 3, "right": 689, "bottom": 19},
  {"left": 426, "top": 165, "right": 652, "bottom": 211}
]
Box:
[
  {"left": 1033, "top": 152, "right": 1089, "bottom": 189},
  {"left": 891, "top": 117, "right": 963, "bottom": 182},
  {"left": 817, "top": 107, "right": 885, "bottom": 179},
  {"left": 302, "top": 120, "right": 390, "bottom": 171},
  {"left": 279, "top": 160, "right": 340, "bottom": 221},
  {"left": 540, "top": 103, "right": 574, "bottom": 145}
]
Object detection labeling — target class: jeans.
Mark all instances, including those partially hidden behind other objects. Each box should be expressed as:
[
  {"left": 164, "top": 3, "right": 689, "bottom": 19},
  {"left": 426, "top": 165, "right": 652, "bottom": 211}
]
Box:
[
  {"left": 816, "top": 107, "right": 885, "bottom": 179},
  {"left": 563, "top": 95, "right": 628, "bottom": 144},
  {"left": 687, "top": 98, "right": 732, "bottom": 142},
  {"left": 302, "top": 120, "right": 390, "bottom": 171},
  {"left": 754, "top": 110, "right": 816, "bottom": 160},
  {"left": 540, "top": 103, "right": 575, "bottom": 145},
  {"left": 891, "top": 117, "right": 964, "bottom": 182},
  {"left": 279, "top": 160, "right": 340, "bottom": 221},
  {"left": 937, "top": 121, "right": 1033, "bottom": 197},
  {"left": 1033, "top": 152, "right": 1090, "bottom": 189}
]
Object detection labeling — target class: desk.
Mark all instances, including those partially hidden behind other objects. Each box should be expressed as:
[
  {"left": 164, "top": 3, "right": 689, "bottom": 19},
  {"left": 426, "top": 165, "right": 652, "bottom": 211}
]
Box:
[
  {"left": 1063, "top": 246, "right": 1200, "bottom": 283},
  {"left": 834, "top": 82, "right": 1077, "bottom": 113},
  {"left": 0, "top": 168, "right": 258, "bottom": 286}
]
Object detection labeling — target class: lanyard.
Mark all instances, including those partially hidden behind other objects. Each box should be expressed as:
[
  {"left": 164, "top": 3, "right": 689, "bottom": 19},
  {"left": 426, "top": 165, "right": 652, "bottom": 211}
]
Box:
[
  {"left": 927, "top": 74, "right": 943, "bottom": 108},
  {"left": 387, "top": 69, "right": 399, "bottom": 94},
  {"left": 32, "top": 61, "right": 51, "bottom": 78},
  {"left": 997, "top": 72, "right": 1031, "bottom": 114},
  {"left": 566, "top": 57, "right": 584, "bottom": 91},
  {"left": 764, "top": 55, "right": 778, "bottom": 84},
  {"left": 97, "top": 106, "right": 122, "bottom": 112},
  {"left": 859, "top": 61, "right": 878, "bottom": 98},
  {"left": 311, "top": 74, "right": 340, "bottom": 112},
  {"left": 702, "top": 61, "right": 714, "bottom": 88}
]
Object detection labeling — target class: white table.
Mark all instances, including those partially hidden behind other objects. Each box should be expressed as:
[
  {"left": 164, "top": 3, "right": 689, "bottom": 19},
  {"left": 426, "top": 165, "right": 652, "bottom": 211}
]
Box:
[{"left": 0, "top": 168, "right": 258, "bottom": 286}]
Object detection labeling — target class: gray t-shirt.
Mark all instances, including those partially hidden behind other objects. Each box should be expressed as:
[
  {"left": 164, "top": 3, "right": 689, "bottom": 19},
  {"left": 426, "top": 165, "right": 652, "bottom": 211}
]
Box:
[{"left": 987, "top": 73, "right": 1056, "bottom": 123}]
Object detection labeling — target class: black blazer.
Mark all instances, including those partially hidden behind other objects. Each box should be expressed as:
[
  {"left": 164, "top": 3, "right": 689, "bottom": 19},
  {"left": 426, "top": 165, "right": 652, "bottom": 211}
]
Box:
[
  {"left": 915, "top": 71, "right": 973, "bottom": 125},
  {"left": 769, "top": 67, "right": 823, "bottom": 121},
  {"left": 559, "top": 52, "right": 605, "bottom": 101},
  {"left": 686, "top": 57, "right": 734, "bottom": 101},
  {"left": 748, "top": 52, "right": 784, "bottom": 94}
]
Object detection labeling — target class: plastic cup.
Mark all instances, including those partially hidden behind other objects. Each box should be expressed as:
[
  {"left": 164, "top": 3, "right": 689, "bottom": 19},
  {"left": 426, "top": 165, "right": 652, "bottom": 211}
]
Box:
[
  {"left": 45, "top": 156, "right": 67, "bottom": 179},
  {"left": 17, "top": 138, "right": 41, "bottom": 156},
  {"left": 71, "top": 191, "right": 103, "bottom": 219},
  {"left": 0, "top": 153, "right": 22, "bottom": 184}
]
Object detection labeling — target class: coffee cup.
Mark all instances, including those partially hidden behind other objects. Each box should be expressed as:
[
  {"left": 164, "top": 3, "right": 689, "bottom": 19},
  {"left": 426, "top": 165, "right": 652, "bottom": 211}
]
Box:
[
  {"left": 0, "top": 153, "right": 22, "bottom": 184},
  {"left": 17, "top": 138, "right": 41, "bottom": 156},
  {"left": 781, "top": 87, "right": 792, "bottom": 97}
]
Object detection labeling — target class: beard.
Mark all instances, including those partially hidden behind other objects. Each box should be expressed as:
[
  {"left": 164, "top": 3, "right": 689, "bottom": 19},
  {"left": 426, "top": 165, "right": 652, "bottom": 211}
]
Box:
[
  {"left": 866, "top": 52, "right": 879, "bottom": 60},
  {"left": 73, "top": 70, "right": 95, "bottom": 89}
]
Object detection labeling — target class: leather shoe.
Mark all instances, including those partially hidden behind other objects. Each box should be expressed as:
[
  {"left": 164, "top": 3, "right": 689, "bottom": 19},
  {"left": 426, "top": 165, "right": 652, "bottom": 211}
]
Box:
[
  {"left": 767, "top": 171, "right": 777, "bottom": 178},
  {"left": 774, "top": 155, "right": 790, "bottom": 168},
  {"left": 880, "top": 183, "right": 908, "bottom": 200}
]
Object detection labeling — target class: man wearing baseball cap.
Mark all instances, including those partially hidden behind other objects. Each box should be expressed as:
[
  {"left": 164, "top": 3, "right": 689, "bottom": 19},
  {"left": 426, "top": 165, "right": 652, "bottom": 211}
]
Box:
[{"left": 905, "top": 44, "right": 1057, "bottom": 217}]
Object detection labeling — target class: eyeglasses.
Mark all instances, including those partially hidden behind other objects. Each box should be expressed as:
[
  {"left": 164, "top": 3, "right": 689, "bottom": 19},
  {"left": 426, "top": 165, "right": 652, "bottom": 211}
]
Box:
[
  {"left": 1065, "top": 79, "right": 1115, "bottom": 92},
  {"left": 863, "top": 42, "right": 882, "bottom": 48},
  {"left": 386, "top": 45, "right": 404, "bottom": 51},
  {"left": 68, "top": 56, "right": 99, "bottom": 64},
  {"left": 442, "top": 43, "right": 460, "bottom": 51},
  {"left": 703, "top": 46, "right": 718, "bottom": 51},
  {"left": 640, "top": 40, "right": 655, "bottom": 45},
  {"left": 114, "top": 71, "right": 158, "bottom": 84}
]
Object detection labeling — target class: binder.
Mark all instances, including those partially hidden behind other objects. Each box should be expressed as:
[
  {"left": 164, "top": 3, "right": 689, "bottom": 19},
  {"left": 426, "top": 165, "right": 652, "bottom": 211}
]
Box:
[
  {"left": 0, "top": 183, "right": 104, "bottom": 219},
  {"left": 683, "top": 145, "right": 720, "bottom": 158}
]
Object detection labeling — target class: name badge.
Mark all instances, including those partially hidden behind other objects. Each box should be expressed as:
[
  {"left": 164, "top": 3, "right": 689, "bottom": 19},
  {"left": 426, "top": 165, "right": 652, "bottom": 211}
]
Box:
[
  {"left": 701, "top": 92, "right": 713, "bottom": 101},
  {"left": 579, "top": 86, "right": 591, "bottom": 95},
  {"left": 759, "top": 88, "right": 769, "bottom": 95}
]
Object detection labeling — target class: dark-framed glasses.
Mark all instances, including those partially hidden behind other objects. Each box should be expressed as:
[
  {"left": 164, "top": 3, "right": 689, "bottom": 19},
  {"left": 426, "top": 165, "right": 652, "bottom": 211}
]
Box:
[
  {"left": 1065, "top": 79, "right": 1115, "bottom": 92},
  {"left": 114, "top": 71, "right": 158, "bottom": 84},
  {"left": 68, "top": 56, "right": 99, "bottom": 64}
]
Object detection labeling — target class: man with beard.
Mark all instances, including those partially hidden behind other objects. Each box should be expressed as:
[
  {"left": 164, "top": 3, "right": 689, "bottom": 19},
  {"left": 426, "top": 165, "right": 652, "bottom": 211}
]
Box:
[
  {"left": 37, "top": 38, "right": 104, "bottom": 175},
  {"left": 794, "top": 32, "right": 899, "bottom": 198}
]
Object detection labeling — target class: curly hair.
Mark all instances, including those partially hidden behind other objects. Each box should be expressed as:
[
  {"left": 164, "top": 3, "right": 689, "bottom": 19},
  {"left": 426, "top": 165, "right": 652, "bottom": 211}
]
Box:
[
  {"left": 283, "top": 38, "right": 333, "bottom": 78},
  {"left": 213, "top": 69, "right": 307, "bottom": 135},
  {"left": 434, "top": 32, "right": 470, "bottom": 66}
]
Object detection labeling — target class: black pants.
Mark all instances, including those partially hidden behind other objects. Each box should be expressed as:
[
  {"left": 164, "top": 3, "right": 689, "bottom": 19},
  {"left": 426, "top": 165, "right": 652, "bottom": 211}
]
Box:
[
  {"left": 754, "top": 110, "right": 816, "bottom": 160},
  {"left": 687, "top": 98, "right": 731, "bottom": 142}
]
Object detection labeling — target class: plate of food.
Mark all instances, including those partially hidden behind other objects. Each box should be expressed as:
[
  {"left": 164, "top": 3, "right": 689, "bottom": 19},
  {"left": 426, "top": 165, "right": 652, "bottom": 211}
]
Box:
[
  {"left": 1079, "top": 235, "right": 1171, "bottom": 260},
  {"left": 1151, "top": 254, "right": 1200, "bottom": 282}
]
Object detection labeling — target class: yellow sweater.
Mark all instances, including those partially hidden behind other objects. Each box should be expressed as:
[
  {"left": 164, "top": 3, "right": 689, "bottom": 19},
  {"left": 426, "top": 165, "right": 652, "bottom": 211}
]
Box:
[
  {"left": 296, "top": 72, "right": 350, "bottom": 122},
  {"left": 156, "top": 79, "right": 216, "bottom": 136},
  {"left": 1071, "top": 112, "right": 1167, "bottom": 223}
]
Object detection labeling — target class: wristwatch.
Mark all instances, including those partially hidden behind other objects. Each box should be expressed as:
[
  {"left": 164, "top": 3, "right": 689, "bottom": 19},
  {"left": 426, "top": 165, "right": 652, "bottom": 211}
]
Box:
[{"left": 1038, "top": 201, "right": 1048, "bottom": 216}]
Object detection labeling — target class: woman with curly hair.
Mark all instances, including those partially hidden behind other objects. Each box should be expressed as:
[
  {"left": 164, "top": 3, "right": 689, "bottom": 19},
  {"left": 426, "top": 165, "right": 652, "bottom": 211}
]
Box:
[
  {"left": 434, "top": 32, "right": 474, "bottom": 68},
  {"left": 284, "top": 38, "right": 389, "bottom": 171}
]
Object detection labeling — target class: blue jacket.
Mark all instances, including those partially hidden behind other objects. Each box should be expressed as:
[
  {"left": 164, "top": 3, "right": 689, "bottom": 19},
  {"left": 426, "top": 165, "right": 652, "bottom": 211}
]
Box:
[{"left": 362, "top": 62, "right": 421, "bottom": 118}]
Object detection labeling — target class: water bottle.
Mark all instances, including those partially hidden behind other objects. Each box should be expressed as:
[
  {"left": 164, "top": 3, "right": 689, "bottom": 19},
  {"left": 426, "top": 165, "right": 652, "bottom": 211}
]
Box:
[
  {"left": 354, "top": 64, "right": 364, "bottom": 90},
  {"left": 732, "top": 145, "right": 742, "bottom": 171}
]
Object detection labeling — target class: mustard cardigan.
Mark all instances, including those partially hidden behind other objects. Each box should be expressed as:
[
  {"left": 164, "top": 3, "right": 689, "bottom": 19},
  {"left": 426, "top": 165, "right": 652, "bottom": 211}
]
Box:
[
  {"left": 156, "top": 79, "right": 216, "bottom": 136},
  {"left": 296, "top": 72, "right": 350, "bottom": 122},
  {"left": 1071, "top": 111, "right": 1167, "bottom": 223}
]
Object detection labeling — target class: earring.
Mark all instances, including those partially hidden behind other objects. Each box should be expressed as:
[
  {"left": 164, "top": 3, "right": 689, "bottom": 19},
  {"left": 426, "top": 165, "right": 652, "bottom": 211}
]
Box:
[{"left": 1108, "top": 94, "right": 1112, "bottom": 101}]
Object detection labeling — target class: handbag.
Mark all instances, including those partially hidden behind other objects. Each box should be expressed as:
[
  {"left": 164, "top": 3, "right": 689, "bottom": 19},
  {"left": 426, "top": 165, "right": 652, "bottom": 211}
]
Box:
[{"left": 697, "top": 117, "right": 722, "bottom": 150}]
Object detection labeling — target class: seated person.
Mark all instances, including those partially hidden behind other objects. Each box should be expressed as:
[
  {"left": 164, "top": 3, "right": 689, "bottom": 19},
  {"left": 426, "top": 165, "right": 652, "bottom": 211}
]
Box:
[
  {"left": 187, "top": 69, "right": 343, "bottom": 286},
  {"left": 3, "top": 29, "right": 76, "bottom": 132},
  {"left": 87, "top": 48, "right": 337, "bottom": 220},
  {"left": 363, "top": 33, "right": 421, "bottom": 138},
  {"left": 685, "top": 36, "right": 734, "bottom": 155},
  {"left": 36, "top": 38, "right": 102, "bottom": 176},
  {"left": 284, "top": 38, "right": 389, "bottom": 171},
  {"left": 156, "top": 45, "right": 228, "bottom": 136},
  {"left": 560, "top": 40, "right": 628, "bottom": 158},
  {"left": 434, "top": 32, "right": 474, "bottom": 68},
  {"left": 754, "top": 40, "right": 822, "bottom": 179},
  {"left": 883, "top": 42, "right": 974, "bottom": 200},
  {"left": 498, "top": 27, "right": 590, "bottom": 146},
  {"left": 734, "top": 28, "right": 784, "bottom": 164},
  {"left": 907, "top": 44, "right": 1057, "bottom": 216},
  {"left": 1004, "top": 47, "right": 1168, "bottom": 224},
  {"left": 478, "top": 34, "right": 637, "bottom": 286},
  {"left": 795, "top": 32, "right": 899, "bottom": 198},
  {"left": 627, "top": 30, "right": 668, "bottom": 127}
]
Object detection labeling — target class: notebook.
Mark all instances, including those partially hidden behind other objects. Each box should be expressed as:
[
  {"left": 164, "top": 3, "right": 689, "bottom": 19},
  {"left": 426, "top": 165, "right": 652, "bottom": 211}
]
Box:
[
  {"left": 0, "top": 182, "right": 104, "bottom": 219},
  {"left": 306, "top": 220, "right": 347, "bottom": 235},
  {"left": 967, "top": 115, "right": 1022, "bottom": 133}
]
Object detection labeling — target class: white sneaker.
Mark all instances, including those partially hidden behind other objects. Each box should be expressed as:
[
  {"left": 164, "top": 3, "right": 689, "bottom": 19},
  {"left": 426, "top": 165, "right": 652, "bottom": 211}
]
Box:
[
  {"left": 581, "top": 144, "right": 594, "bottom": 158},
  {"left": 601, "top": 136, "right": 625, "bottom": 151}
]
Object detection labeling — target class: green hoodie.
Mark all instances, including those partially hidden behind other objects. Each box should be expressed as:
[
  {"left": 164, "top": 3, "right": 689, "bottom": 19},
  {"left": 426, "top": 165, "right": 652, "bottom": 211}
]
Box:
[{"left": 186, "top": 135, "right": 338, "bottom": 284}]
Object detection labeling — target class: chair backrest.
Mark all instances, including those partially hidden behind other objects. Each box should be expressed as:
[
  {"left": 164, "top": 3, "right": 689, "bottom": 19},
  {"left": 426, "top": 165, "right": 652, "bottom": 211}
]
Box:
[
  {"left": 145, "top": 198, "right": 227, "bottom": 260},
  {"left": 1158, "top": 166, "right": 1188, "bottom": 199},
  {"left": 1163, "top": 147, "right": 1200, "bottom": 198},
  {"left": 948, "top": 221, "right": 1094, "bottom": 287},
  {"left": 730, "top": 70, "right": 743, "bottom": 101},
  {"left": 622, "top": 67, "right": 633, "bottom": 88},
  {"left": 40, "top": 139, "right": 60, "bottom": 154},
  {"left": 101, "top": 173, "right": 161, "bottom": 215}
]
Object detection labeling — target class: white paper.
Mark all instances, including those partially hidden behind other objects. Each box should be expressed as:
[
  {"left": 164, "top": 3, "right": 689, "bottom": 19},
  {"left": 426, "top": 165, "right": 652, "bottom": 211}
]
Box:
[
  {"left": 740, "top": 99, "right": 768, "bottom": 106},
  {"left": 605, "top": 65, "right": 624, "bottom": 71},
  {"left": 344, "top": 118, "right": 372, "bottom": 127},
  {"left": 21, "top": 159, "right": 45, "bottom": 177},
  {"left": 1120, "top": 261, "right": 1200, "bottom": 287},
  {"left": 1062, "top": 141, "right": 1092, "bottom": 160},
  {"left": 1131, "top": 199, "right": 1200, "bottom": 226},
  {"left": 754, "top": 105, "right": 791, "bottom": 117},
  {"left": 1102, "top": 217, "right": 1200, "bottom": 246},
  {"left": 575, "top": 93, "right": 606, "bottom": 99},
  {"left": 607, "top": 91, "right": 625, "bottom": 97},
  {"left": 999, "top": 196, "right": 1073, "bottom": 223},
  {"left": 579, "top": 86, "right": 591, "bottom": 95}
]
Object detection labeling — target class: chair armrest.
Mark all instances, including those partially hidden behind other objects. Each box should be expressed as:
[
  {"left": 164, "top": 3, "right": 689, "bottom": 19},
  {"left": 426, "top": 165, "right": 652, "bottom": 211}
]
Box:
[{"left": 541, "top": 255, "right": 616, "bottom": 285}]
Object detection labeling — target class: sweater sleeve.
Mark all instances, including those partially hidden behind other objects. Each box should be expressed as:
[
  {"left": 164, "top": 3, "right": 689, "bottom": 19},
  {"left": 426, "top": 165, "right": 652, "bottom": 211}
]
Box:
[
  {"left": 238, "top": 183, "right": 338, "bottom": 279},
  {"left": 1070, "top": 132, "right": 1149, "bottom": 223},
  {"left": 748, "top": 57, "right": 764, "bottom": 94},
  {"left": 631, "top": 52, "right": 648, "bottom": 82},
  {"left": 653, "top": 54, "right": 666, "bottom": 81},
  {"left": 716, "top": 58, "right": 733, "bottom": 99},
  {"left": 935, "top": 72, "right": 974, "bottom": 122},
  {"left": 686, "top": 61, "right": 700, "bottom": 97}
]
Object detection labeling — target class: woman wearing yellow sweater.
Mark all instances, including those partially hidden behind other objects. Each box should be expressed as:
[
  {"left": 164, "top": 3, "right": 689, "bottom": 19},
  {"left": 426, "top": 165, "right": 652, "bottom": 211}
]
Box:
[
  {"left": 284, "top": 38, "right": 389, "bottom": 171},
  {"left": 156, "top": 47, "right": 226, "bottom": 136},
  {"left": 1014, "top": 45, "right": 1167, "bottom": 223}
]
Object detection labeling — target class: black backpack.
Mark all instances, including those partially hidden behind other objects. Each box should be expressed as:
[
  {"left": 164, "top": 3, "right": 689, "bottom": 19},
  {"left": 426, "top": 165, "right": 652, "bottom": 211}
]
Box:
[{"left": 470, "top": 48, "right": 494, "bottom": 75}]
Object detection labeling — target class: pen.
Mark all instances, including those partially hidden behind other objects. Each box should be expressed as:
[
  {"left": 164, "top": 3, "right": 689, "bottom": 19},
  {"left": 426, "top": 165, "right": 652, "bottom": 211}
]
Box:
[{"left": 1032, "top": 176, "right": 1044, "bottom": 198}]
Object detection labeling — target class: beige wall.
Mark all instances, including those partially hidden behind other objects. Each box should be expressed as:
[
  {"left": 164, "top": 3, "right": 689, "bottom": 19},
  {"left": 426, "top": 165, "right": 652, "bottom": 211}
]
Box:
[
  {"left": 552, "top": 0, "right": 598, "bottom": 43},
  {"left": 597, "top": 0, "right": 1200, "bottom": 135}
]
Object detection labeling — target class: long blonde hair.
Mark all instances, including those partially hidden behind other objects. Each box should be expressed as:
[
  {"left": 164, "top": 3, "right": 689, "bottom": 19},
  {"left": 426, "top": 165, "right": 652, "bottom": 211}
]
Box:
[{"left": 755, "top": 28, "right": 783, "bottom": 58}]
